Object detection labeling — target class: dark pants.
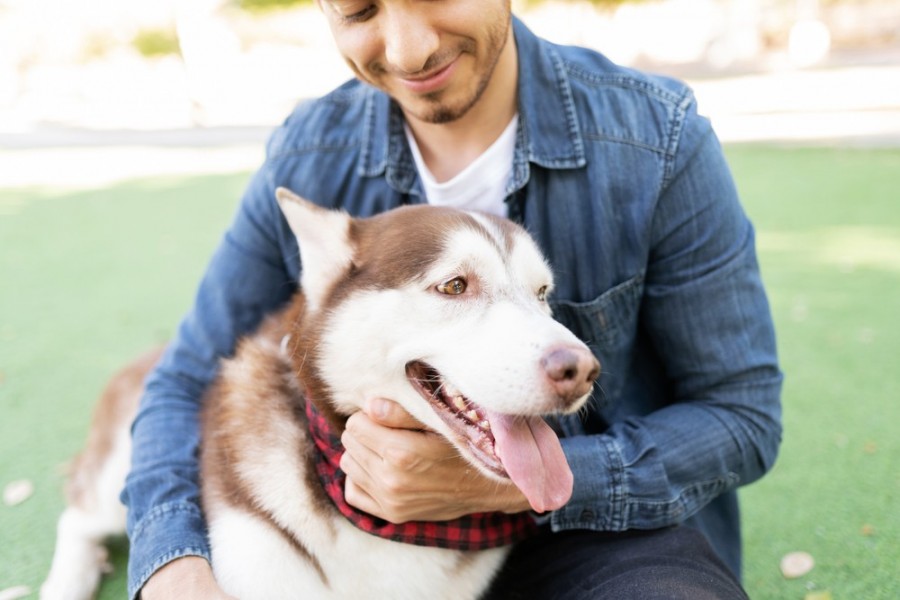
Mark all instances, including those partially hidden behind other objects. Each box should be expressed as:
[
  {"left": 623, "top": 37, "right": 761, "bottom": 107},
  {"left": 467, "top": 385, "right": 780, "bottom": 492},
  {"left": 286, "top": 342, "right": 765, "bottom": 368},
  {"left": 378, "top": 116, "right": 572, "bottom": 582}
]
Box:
[{"left": 482, "top": 526, "right": 749, "bottom": 600}]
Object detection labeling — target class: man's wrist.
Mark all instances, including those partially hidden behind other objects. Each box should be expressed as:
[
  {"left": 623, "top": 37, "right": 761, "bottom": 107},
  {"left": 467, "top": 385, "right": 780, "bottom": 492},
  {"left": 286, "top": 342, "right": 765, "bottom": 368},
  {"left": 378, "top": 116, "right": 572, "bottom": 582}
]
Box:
[
  {"left": 494, "top": 483, "right": 533, "bottom": 514},
  {"left": 140, "top": 556, "right": 217, "bottom": 600}
]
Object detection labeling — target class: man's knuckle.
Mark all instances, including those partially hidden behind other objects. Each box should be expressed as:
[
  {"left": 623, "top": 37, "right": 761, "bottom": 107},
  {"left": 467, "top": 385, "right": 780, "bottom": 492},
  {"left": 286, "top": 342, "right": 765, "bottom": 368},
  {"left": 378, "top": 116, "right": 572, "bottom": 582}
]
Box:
[
  {"left": 385, "top": 446, "right": 417, "bottom": 469},
  {"left": 343, "top": 479, "right": 358, "bottom": 499},
  {"left": 382, "top": 501, "right": 407, "bottom": 522},
  {"left": 339, "top": 452, "right": 352, "bottom": 472},
  {"left": 380, "top": 471, "right": 406, "bottom": 494}
]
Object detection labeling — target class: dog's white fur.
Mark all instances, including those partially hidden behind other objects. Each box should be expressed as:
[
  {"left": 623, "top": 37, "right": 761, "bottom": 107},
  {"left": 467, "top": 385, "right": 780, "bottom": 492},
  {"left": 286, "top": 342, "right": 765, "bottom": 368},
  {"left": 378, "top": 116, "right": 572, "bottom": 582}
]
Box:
[{"left": 42, "top": 189, "right": 599, "bottom": 600}]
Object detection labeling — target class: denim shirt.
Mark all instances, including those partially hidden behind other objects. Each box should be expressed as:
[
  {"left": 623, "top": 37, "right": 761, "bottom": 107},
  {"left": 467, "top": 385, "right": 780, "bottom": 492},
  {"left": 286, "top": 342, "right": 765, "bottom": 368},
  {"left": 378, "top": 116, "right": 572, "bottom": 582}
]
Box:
[{"left": 123, "top": 17, "right": 782, "bottom": 598}]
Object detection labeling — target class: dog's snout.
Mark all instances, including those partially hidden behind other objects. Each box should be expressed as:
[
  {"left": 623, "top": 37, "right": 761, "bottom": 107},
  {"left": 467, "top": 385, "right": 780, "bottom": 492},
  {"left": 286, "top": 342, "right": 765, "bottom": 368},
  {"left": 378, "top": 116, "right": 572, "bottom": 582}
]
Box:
[{"left": 541, "top": 346, "right": 600, "bottom": 406}]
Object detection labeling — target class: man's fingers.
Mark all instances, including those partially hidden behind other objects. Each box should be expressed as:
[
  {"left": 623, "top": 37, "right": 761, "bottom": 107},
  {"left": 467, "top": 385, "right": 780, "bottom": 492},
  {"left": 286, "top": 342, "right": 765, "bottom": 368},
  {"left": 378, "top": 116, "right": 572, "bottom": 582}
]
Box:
[
  {"left": 346, "top": 409, "right": 447, "bottom": 468},
  {"left": 343, "top": 473, "right": 384, "bottom": 518},
  {"left": 340, "top": 419, "right": 382, "bottom": 471},
  {"left": 365, "top": 397, "right": 428, "bottom": 430}
]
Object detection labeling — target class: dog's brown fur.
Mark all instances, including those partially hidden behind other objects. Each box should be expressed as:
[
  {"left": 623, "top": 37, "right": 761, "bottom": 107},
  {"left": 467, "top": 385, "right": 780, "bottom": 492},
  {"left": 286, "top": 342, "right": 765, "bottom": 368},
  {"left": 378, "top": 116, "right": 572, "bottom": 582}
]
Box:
[
  {"left": 65, "top": 348, "right": 163, "bottom": 510},
  {"left": 43, "top": 193, "right": 599, "bottom": 600}
]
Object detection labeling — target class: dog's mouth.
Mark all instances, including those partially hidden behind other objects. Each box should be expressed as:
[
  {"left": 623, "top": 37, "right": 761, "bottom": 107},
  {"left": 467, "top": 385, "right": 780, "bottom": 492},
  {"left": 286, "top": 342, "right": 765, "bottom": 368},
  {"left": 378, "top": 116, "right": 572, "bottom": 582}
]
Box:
[
  {"left": 404, "top": 360, "right": 575, "bottom": 513},
  {"left": 405, "top": 361, "right": 505, "bottom": 477}
]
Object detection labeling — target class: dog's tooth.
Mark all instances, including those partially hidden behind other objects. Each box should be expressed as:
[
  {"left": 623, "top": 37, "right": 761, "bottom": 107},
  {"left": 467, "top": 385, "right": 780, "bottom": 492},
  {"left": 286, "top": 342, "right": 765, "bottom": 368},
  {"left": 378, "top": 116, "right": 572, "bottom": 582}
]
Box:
[
  {"left": 465, "top": 410, "right": 478, "bottom": 422},
  {"left": 478, "top": 420, "right": 491, "bottom": 431},
  {"left": 453, "top": 396, "right": 467, "bottom": 412}
]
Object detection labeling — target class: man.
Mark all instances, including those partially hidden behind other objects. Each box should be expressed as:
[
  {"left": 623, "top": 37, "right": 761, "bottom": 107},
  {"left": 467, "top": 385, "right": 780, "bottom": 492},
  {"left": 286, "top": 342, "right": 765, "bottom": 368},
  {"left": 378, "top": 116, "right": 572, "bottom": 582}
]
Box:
[{"left": 126, "top": 1, "right": 783, "bottom": 598}]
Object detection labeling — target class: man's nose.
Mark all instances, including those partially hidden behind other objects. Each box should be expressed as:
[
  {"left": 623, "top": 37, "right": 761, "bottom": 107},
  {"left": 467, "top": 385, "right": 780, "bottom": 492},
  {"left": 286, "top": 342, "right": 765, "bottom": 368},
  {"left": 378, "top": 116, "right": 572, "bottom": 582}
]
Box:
[{"left": 383, "top": 10, "right": 440, "bottom": 75}]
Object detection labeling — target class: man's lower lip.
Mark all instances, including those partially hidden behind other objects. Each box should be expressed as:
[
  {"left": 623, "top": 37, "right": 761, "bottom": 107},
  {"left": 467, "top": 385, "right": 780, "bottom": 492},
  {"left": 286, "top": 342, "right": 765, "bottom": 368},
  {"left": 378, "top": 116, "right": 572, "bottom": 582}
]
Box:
[{"left": 399, "top": 61, "right": 456, "bottom": 94}]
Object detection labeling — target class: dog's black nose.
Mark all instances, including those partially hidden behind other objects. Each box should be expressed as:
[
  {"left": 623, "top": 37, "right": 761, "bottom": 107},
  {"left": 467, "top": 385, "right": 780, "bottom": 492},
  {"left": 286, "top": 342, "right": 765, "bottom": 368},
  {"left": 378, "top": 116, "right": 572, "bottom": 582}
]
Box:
[{"left": 541, "top": 346, "right": 600, "bottom": 405}]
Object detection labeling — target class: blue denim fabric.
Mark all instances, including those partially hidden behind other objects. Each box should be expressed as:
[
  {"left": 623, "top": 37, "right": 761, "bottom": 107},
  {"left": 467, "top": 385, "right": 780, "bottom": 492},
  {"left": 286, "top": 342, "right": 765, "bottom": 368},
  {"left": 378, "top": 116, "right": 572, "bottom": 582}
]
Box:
[{"left": 122, "top": 17, "right": 782, "bottom": 598}]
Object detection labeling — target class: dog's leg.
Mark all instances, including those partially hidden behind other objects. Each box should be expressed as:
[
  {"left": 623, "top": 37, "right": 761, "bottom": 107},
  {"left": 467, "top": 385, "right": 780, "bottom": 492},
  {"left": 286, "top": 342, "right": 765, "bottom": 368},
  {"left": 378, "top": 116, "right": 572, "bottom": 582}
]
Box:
[
  {"left": 40, "top": 427, "right": 130, "bottom": 600},
  {"left": 40, "top": 506, "right": 121, "bottom": 600},
  {"left": 42, "top": 349, "right": 159, "bottom": 600}
]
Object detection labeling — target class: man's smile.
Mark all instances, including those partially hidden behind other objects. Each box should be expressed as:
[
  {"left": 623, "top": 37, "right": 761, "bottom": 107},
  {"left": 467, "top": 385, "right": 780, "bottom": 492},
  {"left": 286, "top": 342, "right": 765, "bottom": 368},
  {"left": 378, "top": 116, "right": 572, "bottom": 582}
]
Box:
[{"left": 395, "top": 56, "right": 459, "bottom": 95}]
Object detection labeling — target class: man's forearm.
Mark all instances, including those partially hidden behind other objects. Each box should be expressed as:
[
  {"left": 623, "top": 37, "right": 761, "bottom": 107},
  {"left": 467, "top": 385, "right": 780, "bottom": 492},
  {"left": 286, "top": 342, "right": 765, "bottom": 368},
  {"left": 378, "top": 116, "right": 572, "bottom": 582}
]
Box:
[{"left": 140, "top": 556, "right": 235, "bottom": 600}]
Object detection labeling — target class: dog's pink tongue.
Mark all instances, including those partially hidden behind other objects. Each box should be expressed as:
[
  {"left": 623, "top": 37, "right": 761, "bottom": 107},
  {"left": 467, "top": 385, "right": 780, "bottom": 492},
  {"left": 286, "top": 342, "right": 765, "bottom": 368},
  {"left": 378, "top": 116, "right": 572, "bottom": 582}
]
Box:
[{"left": 487, "top": 412, "right": 573, "bottom": 513}]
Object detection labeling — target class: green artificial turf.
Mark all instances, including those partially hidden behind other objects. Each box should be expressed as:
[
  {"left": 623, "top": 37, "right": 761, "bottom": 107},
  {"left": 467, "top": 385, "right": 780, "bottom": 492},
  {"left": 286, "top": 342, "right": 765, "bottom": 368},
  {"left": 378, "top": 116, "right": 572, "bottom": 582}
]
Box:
[
  {"left": 0, "top": 173, "right": 248, "bottom": 598},
  {"left": 1, "top": 147, "right": 898, "bottom": 599},
  {"left": 726, "top": 147, "right": 900, "bottom": 600}
]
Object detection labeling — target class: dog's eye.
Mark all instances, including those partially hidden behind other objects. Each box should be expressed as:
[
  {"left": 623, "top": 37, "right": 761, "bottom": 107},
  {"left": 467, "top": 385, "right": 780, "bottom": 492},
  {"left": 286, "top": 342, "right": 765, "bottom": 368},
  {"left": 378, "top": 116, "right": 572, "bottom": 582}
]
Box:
[
  {"left": 437, "top": 277, "right": 467, "bottom": 295},
  {"left": 537, "top": 285, "right": 549, "bottom": 302}
]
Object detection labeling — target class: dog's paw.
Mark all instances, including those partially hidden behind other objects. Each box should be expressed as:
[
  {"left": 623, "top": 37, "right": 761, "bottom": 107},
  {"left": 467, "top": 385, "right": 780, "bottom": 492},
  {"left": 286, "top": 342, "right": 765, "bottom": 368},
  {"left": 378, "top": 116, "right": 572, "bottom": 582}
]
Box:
[
  {"left": 40, "top": 571, "right": 101, "bottom": 600},
  {"left": 40, "top": 545, "right": 107, "bottom": 600}
]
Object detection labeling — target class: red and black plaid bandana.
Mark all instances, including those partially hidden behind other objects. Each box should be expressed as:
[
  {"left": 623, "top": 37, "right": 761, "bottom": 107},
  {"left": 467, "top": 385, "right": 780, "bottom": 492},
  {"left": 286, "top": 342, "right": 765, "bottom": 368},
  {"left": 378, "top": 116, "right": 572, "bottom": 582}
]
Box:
[{"left": 305, "top": 399, "right": 538, "bottom": 550}]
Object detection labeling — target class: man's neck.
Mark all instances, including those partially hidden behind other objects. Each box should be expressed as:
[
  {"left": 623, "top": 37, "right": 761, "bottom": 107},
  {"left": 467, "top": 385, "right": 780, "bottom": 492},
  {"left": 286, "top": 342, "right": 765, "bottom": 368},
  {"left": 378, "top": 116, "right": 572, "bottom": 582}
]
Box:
[{"left": 404, "top": 28, "right": 518, "bottom": 183}]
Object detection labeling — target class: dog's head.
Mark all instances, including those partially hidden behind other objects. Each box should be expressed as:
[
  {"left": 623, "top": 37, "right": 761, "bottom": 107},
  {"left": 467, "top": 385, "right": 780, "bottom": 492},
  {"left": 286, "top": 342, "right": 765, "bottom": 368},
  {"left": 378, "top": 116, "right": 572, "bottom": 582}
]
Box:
[{"left": 277, "top": 188, "right": 599, "bottom": 512}]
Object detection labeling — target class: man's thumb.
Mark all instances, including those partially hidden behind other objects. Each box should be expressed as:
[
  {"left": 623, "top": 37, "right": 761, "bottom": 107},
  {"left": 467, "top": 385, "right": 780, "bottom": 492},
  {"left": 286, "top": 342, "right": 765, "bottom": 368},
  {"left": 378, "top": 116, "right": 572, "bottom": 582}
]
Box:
[{"left": 365, "top": 397, "right": 426, "bottom": 430}]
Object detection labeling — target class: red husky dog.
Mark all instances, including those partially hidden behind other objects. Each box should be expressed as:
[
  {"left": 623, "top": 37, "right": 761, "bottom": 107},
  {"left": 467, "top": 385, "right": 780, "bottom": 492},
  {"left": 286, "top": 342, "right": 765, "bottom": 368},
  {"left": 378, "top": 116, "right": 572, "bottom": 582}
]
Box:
[{"left": 42, "top": 189, "right": 599, "bottom": 599}]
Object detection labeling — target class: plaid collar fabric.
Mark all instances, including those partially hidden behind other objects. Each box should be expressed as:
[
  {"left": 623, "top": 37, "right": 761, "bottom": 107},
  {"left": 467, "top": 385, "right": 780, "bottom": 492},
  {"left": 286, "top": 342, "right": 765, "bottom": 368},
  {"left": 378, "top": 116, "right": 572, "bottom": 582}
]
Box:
[{"left": 305, "top": 399, "right": 538, "bottom": 550}]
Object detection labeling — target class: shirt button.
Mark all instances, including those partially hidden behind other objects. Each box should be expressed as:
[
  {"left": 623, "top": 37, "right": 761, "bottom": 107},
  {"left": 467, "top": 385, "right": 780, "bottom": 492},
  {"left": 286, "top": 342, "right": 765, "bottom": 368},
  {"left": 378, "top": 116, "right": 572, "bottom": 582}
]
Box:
[{"left": 580, "top": 509, "right": 595, "bottom": 522}]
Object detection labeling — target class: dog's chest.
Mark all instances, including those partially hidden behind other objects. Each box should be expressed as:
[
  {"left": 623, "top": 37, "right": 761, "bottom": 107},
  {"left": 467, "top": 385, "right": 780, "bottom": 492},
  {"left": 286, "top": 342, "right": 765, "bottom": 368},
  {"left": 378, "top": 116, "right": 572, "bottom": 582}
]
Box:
[
  {"left": 322, "top": 519, "right": 509, "bottom": 599},
  {"left": 200, "top": 329, "right": 509, "bottom": 599},
  {"left": 207, "top": 486, "right": 509, "bottom": 599},
  {"left": 204, "top": 418, "right": 510, "bottom": 598}
]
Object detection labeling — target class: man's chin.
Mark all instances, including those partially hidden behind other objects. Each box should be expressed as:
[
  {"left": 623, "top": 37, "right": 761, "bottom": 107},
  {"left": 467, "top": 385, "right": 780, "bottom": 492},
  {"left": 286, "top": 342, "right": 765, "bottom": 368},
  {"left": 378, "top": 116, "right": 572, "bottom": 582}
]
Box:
[
  {"left": 417, "top": 106, "right": 467, "bottom": 125},
  {"left": 399, "top": 94, "right": 478, "bottom": 125}
]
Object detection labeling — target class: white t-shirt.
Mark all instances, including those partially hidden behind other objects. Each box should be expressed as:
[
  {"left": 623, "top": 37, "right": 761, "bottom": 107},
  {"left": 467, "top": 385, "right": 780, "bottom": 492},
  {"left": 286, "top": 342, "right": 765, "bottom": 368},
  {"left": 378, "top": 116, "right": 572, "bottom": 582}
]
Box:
[{"left": 404, "top": 115, "right": 518, "bottom": 218}]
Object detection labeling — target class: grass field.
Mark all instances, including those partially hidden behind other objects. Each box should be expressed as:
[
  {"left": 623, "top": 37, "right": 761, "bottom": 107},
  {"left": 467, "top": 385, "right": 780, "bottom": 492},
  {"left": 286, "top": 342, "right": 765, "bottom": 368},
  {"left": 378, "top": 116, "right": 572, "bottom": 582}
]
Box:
[
  {"left": 726, "top": 147, "right": 900, "bottom": 599},
  {"left": 1, "top": 146, "right": 898, "bottom": 599}
]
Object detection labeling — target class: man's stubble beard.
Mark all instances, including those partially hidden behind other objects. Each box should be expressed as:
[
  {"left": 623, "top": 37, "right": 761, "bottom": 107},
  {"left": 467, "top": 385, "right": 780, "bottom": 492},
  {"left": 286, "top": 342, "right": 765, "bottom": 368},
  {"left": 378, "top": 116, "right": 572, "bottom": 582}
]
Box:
[{"left": 405, "top": 18, "right": 511, "bottom": 125}]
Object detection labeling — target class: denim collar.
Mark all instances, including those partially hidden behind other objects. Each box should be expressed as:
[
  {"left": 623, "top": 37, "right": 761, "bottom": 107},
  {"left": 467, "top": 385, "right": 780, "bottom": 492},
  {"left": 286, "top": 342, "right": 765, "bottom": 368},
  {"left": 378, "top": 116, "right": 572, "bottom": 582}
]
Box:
[{"left": 356, "top": 16, "right": 586, "bottom": 197}]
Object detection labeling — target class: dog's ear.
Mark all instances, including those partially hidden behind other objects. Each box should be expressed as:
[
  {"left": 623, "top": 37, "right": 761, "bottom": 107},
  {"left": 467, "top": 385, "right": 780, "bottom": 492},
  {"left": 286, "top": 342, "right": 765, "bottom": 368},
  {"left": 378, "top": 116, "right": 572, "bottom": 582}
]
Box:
[{"left": 276, "top": 187, "right": 355, "bottom": 312}]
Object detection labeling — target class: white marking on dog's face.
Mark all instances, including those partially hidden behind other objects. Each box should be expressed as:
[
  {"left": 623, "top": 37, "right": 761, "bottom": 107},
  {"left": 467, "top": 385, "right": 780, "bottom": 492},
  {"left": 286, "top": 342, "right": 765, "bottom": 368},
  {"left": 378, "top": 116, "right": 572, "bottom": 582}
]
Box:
[
  {"left": 276, "top": 197, "right": 597, "bottom": 499},
  {"left": 317, "top": 212, "right": 587, "bottom": 423},
  {"left": 465, "top": 211, "right": 556, "bottom": 316}
]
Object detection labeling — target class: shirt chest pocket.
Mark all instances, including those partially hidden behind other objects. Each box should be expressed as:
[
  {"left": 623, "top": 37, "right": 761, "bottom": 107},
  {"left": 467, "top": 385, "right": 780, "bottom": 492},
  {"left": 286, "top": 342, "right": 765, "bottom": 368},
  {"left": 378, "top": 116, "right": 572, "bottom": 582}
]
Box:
[{"left": 549, "top": 273, "right": 645, "bottom": 407}]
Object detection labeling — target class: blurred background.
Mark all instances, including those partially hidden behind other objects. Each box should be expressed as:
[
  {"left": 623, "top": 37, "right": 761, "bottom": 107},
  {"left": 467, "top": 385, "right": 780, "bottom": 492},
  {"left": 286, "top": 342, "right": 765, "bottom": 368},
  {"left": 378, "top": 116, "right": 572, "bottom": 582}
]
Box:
[
  {"left": 1, "top": 0, "right": 899, "bottom": 185},
  {"left": 1, "top": 1, "right": 898, "bottom": 599}
]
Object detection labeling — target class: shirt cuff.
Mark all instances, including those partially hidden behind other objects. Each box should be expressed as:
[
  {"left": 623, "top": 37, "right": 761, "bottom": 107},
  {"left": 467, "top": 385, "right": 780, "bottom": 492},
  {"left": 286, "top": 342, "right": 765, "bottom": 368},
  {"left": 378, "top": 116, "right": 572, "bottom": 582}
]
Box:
[
  {"left": 127, "top": 502, "right": 211, "bottom": 600},
  {"left": 549, "top": 434, "right": 624, "bottom": 531}
]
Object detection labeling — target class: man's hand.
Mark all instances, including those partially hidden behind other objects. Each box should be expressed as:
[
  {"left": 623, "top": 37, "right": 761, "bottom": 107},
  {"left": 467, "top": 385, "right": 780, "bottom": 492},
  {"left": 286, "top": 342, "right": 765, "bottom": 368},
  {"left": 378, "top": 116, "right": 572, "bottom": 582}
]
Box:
[
  {"left": 340, "top": 398, "right": 531, "bottom": 523},
  {"left": 140, "top": 556, "right": 237, "bottom": 600}
]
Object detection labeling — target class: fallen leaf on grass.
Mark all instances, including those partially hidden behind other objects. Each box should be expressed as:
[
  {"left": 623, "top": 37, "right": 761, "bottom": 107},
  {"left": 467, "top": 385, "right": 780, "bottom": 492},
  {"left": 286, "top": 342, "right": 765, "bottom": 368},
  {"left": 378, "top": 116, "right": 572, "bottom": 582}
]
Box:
[
  {"left": 805, "top": 591, "right": 832, "bottom": 600},
  {"left": 2, "top": 479, "right": 34, "bottom": 506},
  {"left": 863, "top": 441, "right": 878, "bottom": 454},
  {"left": 780, "top": 551, "right": 815, "bottom": 579},
  {"left": 0, "top": 586, "right": 31, "bottom": 600},
  {"left": 861, "top": 523, "right": 875, "bottom": 536}
]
